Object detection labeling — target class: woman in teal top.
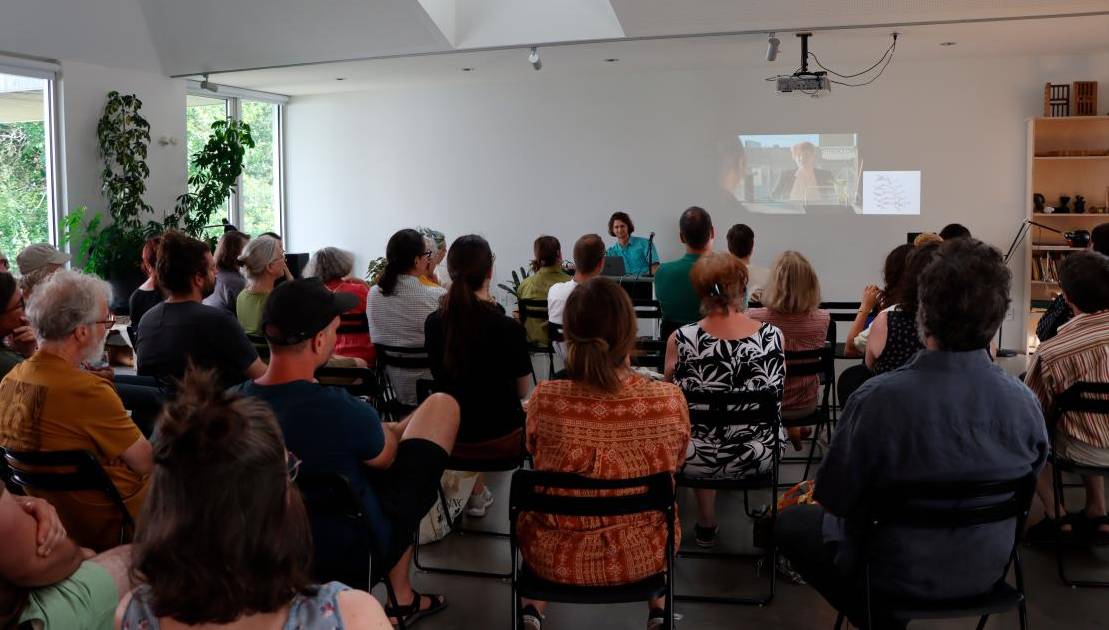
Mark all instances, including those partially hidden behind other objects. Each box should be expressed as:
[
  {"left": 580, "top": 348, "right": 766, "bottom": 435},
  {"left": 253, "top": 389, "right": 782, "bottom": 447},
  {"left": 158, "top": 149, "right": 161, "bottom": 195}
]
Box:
[{"left": 606, "top": 211, "right": 659, "bottom": 275}]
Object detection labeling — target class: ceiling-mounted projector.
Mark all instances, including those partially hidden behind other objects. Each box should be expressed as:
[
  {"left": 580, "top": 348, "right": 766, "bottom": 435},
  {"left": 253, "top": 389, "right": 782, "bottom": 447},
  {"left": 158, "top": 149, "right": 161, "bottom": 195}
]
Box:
[{"left": 775, "top": 33, "right": 830, "bottom": 96}]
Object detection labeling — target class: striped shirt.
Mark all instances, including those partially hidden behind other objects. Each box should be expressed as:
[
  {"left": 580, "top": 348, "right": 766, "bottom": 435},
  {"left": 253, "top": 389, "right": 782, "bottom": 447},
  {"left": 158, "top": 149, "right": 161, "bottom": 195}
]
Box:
[
  {"left": 747, "top": 308, "right": 831, "bottom": 410},
  {"left": 1024, "top": 309, "right": 1109, "bottom": 448}
]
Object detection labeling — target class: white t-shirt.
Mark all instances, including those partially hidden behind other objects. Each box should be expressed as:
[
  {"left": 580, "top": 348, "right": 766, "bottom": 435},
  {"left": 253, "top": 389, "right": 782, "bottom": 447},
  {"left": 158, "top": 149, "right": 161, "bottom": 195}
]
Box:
[{"left": 547, "top": 279, "right": 577, "bottom": 358}]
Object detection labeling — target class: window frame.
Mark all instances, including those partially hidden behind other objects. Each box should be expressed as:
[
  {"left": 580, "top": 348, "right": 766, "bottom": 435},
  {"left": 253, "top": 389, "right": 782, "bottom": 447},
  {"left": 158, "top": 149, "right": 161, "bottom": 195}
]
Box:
[
  {"left": 0, "top": 54, "right": 62, "bottom": 247},
  {"left": 185, "top": 81, "right": 289, "bottom": 237}
]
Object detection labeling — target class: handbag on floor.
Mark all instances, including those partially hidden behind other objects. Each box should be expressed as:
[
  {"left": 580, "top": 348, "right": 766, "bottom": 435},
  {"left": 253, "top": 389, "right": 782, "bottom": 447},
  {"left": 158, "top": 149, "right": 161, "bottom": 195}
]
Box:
[{"left": 418, "top": 470, "right": 478, "bottom": 544}]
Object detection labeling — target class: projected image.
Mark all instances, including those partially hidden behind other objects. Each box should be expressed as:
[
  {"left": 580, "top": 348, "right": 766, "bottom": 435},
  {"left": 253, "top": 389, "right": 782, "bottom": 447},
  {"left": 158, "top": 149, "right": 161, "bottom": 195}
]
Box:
[
  {"left": 861, "top": 171, "right": 921, "bottom": 215},
  {"left": 735, "top": 133, "right": 860, "bottom": 208}
]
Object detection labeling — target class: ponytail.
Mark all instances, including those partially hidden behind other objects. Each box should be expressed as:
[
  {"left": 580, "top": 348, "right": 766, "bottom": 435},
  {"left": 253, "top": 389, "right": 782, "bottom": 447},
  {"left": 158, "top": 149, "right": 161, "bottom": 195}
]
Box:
[
  {"left": 563, "top": 277, "right": 636, "bottom": 392},
  {"left": 441, "top": 235, "right": 496, "bottom": 374},
  {"left": 379, "top": 229, "right": 426, "bottom": 296}
]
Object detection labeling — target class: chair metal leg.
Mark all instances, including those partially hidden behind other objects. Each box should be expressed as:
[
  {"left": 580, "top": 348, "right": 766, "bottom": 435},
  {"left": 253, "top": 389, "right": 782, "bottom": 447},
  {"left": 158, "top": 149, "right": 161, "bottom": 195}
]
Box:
[
  {"left": 833, "top": 612, "right": 846, "bottom": 629},
  {"left": 413, "top": 483, "right": 513, "bottom": 579},
  {"left": 976, "top": 614, "right": 990, "bottom": 630},
  {"left": 1052, "top": 460, "right": 1109, "bottom": 588}
]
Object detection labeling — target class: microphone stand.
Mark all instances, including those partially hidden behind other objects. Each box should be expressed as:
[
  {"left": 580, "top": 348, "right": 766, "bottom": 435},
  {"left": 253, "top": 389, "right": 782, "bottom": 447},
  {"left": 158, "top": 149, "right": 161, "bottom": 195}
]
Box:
[
  {"left": 996, "top": 220, "right": 1065, "bottom": 357},
  {"left": 646, "top": 232, "right": 656, "bottom": 278}
]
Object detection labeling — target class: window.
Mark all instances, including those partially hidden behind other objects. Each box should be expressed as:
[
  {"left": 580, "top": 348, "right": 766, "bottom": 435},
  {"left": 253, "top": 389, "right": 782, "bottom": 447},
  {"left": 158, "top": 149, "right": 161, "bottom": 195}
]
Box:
[
  {"left": 0, "top": 65, "right": 58, "bottom": 267},
  {"left": 185, "top": 83, "right": 286, "bottom": 239}
]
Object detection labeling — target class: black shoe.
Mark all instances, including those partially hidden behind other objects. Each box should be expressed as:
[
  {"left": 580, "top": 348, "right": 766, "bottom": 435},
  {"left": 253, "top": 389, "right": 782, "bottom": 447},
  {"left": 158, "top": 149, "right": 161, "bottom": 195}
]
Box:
[{"left": 694, "top": 523, "right": 718, "bottom": 548}]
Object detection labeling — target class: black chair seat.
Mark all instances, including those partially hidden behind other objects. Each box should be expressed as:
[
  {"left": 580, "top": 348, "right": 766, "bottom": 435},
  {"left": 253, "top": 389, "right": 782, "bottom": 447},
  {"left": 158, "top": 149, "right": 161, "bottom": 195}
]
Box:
[
  {"left": 517, "top": 564, "right": 668, "bottom": 605},
  {"left": 780, "top": 408, "right": 829, "bottom": 428},
  {"left": 447, "top": 455, "right": 524, "bottom": 473},
  {"left": 885, "top": 584, "right": 1024, "bottom": 620},
  {"left": 675, "top": 470, "right": 774, "bottom": 491},
  {"left": 1052, "top": 455, "right": 1108, "bottom": 478}
]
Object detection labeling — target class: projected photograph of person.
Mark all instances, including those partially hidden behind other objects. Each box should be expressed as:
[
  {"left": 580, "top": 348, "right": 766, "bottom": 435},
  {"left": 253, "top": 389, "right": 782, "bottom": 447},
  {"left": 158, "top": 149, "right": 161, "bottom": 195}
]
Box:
[{"left": 733, "top": 133, "right": 859, "bottom": 214}]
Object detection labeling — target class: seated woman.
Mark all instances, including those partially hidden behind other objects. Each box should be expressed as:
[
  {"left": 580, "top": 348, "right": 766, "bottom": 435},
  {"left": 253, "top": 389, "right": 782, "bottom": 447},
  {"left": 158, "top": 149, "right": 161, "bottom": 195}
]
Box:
[
  {"left": 0, "top": 272, "right": 29, "bottom": 380},
  {"left": 843, "top": 243, "right": 911, "bottom": 358},
  {"left": 304, "top": 247, "right": 376, "bottom": 366},
  {"left": 865, "top": 241, "right": 941, "bottom": 375},
  {"left": 664, "top": 253, "right": 785, "bottom": 548},
  {"left": 116, "top": 369, "right": 390, "bottom": 629},
  {"left": 127, "top": 236, "right": 163, "bottom": 332},
  {"left": 235, "top": 234, "right": 286, "bottom": 336},
  {"left": 202, "top": 230, "right": 250, "bottom": 315},
  {"left": 425, "top": 235, "right": 532, "bottom": 517},
  {"left": 418, "top": 228, "right": 448, "bottom": 288},
  {"left": 516, "top": 235, "right": 570, "bottom": 346},
  {"left": 367, "top": 229, "right": 445, "bottom": 407},
  {"left": 747, "top": 251, "right": 830, "bottom": 448},
  {"left": 518, "top": 277, "right": 689, "bottom": 630}
]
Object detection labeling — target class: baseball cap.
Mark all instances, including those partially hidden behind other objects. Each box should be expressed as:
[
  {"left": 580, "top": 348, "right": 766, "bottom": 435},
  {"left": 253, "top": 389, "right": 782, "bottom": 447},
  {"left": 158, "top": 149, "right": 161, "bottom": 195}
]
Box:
[
  {"left": 261, "top": 278, "right": 358, "bottom": 346},
  {"left": 16, "top": 243, "right": 70, "bottom": 276}
]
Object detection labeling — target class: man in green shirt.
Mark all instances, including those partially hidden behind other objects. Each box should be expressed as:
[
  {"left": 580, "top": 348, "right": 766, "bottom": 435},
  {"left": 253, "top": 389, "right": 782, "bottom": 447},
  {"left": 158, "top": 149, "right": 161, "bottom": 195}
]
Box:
[{"left": 654, "top": 206, "right": 715, "bottom": 337}]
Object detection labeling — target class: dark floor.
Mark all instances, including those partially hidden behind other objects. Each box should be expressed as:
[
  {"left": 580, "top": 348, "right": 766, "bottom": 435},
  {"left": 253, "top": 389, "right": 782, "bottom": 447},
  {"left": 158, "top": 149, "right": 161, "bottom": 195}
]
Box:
[{"left": 385, "top": 460, "right": 1109, "bottom": 630}]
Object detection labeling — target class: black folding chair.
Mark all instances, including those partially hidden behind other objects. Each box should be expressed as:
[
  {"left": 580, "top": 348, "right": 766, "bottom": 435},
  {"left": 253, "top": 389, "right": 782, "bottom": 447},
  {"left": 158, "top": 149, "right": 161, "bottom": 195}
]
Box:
[
  {"left": 634, "top": 299, "right": 664, "bottom": 339},
  {"left": 509, "top": 470, "right": 676, "bottom": 630},
  {"left": 834, "top": 474, "right": 1036, "bottom": 630},
  {"left": 1051, "top": 381, "right": 1109, "bottom": 588},
  {"left": 518, "top": 299, "right": 556, "bottom": 382},
  {"left": 675, "top": 389, "right": 782, "bottom": 606},
  {"left": 632, "top": 338, "right": 667, "bottom": 374},
  {"left": 294, "top": 470, "right": 408, "bottom": 630},
  {"left": 373, "top": 344, "right": 431, "bottom": 420},
  {"left": 819, "top": 301, "right": 860, "bottom": 360},
  {"left": 314, "top": 365, "right": 391, "bottom": 411},
  {"left": 780, "top": 340, "right": 836, "bottom": 482},
  {"left": 1, "top": 448, "right": 135, "bottom": 546}
]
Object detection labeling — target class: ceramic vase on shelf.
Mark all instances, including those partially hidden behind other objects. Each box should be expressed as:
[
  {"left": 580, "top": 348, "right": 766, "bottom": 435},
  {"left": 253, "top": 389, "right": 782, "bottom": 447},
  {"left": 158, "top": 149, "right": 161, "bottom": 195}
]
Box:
[
  {"left": 1057, "top": 196, "right": 1071, "bottom": 214},
  {"left": 1074, "top": 195, "right": 1086, "bottom": 213}
]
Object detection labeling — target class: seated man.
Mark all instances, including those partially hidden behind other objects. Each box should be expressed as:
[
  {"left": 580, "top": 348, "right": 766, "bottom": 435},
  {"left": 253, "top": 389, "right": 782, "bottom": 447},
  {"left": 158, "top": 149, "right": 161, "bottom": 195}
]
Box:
[
  {"left": 0, "top": 487, "right": 131, "bottom": 629},
  {"left": 234, "top": 278, "right": 459, "bottom": 626},
  {"left": 136, "top": 230, "right": 265, "bottom": 390},
  {"left": 1025, "top": 250, "right": 1109, "bottom": 545},
  {"left": 654, "top": 206, "right": 714, "bottom": 339},
  {"left": 0, "top": 270, "right": 153, "bottom": 551},
  {"left": 776, "top": 238, "right": 1048, "bottom": 628},
  {"left": 546, "top": 234, "right": 605, "bottom": 359}
]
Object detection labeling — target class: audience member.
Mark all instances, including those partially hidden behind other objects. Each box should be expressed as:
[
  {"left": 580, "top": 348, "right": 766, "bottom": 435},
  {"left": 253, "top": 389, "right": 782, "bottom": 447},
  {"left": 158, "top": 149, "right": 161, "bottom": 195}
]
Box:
[
  {"left": 0, "top": 486, "right": 132, "bottom": 629},
  {"left": 516, "top": 235, "right": 570, "bottom": 345},
  {"left": 605, "top": 211, "right": 659, "bottom": 275},
  {"left": 912, "top": 232, "right": 943, "bottom": 248},
  {"left": 0, "top": 269, "right": 152, "bottom": 550},
  {"left": 236, "top": 234, "right": 287, "bottom": 336},
  {"left": 425, "top": 235, "right": 532, "bottom": 517},
  {"left": 939, "top": 223, "right": 971, "bottom": 240},
  {"left": 419, "top": 228, "right": 448, "bottom": 288},
  {"left": 748, "top": 251, "right": 830, "bottom": 447},
  {"left": 844, "top": 243, "right": 912, "bottom": 358},
  {"left": 0, "top": 250, "right": 8, "bottom": 273},
  {"left": 547, "top": 234, "right": 605, "bottom": 358},
  {"left": 664, "top": 253, "right": 785, "bottom": 548},
  {"left": 0, "top": 272, "right": 31, "bottom": 379},
  {"left": 1037, "top": 222, "right": 1109, "bottom": 342},
  {"left": 304, "top": 246, "right": 376, "bottom": 365},
  {"left": 655, "top": 206, "right": 715, "bottom": 339},
  {"left": 119, "top": 369, "right": 390, "bottom": 629},
  {"left": 776, "top": 238, "right": 1047, "bottom": 628},
  {"left": 1025, "top": 251, "right": 1109, "bottom": 545},
  {"left": 726, "top": 223, "right": 769, "bottom": 302},
  {"left": 864, "top": 241, "right": 941, "bottom": 374},
  {"left": 518, "top": 277, "right": 689, "bottom": 630},
  {"left": 16, "top": 243, "right": 69, "bottom": 299},
  {"left": 202, "top": 230, "right": 250, "bottom": 314},
  {"left": 366, "top": 228, "right": 445, "bottom": 406},
  {"left": 127, "top": 236, "right": 163, "bottom": 331},
  {"left": 135, "top": 230, "right": 264, "bottom": 389},
  {"left": 236, "top": 279, "right": 459, "bottom": 626}
]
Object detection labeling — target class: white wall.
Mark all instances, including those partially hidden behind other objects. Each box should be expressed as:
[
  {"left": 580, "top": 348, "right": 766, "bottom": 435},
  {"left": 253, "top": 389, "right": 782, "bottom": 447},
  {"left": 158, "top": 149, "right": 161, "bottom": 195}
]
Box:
[
  {"left": 285, "top": 50, "right": 1109, "bottom": 349},
  {"left": 58, "top": 60, "right": 186, "bottom": 222}
]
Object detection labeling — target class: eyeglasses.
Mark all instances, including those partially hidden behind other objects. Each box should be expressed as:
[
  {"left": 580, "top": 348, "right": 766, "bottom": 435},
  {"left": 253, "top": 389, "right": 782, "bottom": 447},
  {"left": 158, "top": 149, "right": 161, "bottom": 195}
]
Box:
[
  {"left": 422, "top": 250, "right": 433, "bottom": 258},
  {"left": 286, "top": 451, "right": 302, "bottom": 482},
  {"left": 91, "top": 315, "right": 117, "bottom": 330}
]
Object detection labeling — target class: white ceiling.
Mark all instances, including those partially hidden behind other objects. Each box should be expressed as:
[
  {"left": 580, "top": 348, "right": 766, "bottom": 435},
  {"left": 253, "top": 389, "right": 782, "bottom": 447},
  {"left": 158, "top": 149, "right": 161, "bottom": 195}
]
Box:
[{"left": 209, "top": 15, "right": 1109, "bottom": 96}]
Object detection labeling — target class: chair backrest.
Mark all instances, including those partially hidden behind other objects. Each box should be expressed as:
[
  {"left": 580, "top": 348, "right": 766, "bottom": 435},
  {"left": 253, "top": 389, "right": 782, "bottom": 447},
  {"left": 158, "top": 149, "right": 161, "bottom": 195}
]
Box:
[
  {"left": 632, "top": 338, "right": 666, "bottom": 372},
  {"left": 337, "top": 312, "right": 370, "bottom": 336},
  {"left": 1055, "top": 381, "right": 1109, "bottom": 415},
  {"left": 296, "top": 469, "right": 367, "bottom": 522},
  {"left": 314, "top": 366, "right": 387, "bottom": 402},
  {"left": 548, "top": 321, "right": 564, "bottom": 344},
  {"left": 373, "top": 343, "right": 430, "bottom": 370},
  {"left": 866, "top": 475, "right": 1036, "bottom": 530},
  {"left": 246, "top": 333, "right": 271, "bottom": 361},
  {"left": 517, "top": 299, "right": 550, "bottom": 326},
  {"left": 683, "top": 389, "right": 780, "bottom": 430},
  {"left": 632, "top": 300, "right": 663, "bottom": 321},
  {"left": 510, "top": 469, "right": 675, "bottom": 521},
  {"left": 821, "top": 301, "right": 863, "bottom": 323},
  {"left": 1, "top": 448, "right": 134, "bottom": 543},
  {"left": 784, "top": 343, "right": 835, "bottom": 379}
]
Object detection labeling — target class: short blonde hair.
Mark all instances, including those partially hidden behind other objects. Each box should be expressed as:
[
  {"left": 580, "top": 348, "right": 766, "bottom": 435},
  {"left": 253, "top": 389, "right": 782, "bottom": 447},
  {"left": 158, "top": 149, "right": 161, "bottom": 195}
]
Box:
[{"left": 762, "top": 251, "right": 822, "bottom": 314}]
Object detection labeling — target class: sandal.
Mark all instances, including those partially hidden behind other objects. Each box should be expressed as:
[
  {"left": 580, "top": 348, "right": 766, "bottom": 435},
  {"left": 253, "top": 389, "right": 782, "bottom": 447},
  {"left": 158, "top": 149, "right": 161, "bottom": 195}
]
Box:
[{"left": 385, "top": 590, "right": 448, "bottom": 628}]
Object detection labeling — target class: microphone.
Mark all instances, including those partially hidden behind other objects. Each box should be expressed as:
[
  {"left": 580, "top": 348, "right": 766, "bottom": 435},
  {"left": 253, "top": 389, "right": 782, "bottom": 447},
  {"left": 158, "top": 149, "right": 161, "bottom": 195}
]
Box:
[{"left": 646, "top": 232, "right": 656, "bottom": 277}]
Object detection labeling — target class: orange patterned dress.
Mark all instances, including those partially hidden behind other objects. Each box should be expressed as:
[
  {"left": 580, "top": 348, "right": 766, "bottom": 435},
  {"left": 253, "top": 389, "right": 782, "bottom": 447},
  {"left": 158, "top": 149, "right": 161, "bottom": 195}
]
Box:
[{"left": 519, "top": 374, "right": 690, "bottom": 586}]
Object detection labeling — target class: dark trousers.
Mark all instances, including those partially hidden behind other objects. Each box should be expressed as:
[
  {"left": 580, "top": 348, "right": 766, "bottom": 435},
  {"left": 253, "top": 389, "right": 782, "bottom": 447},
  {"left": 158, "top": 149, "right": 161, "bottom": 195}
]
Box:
[
  {"left": 775, "top": 504, "right": 906, "bottom": 630},
  {"left": 114, "top": 374, "right": 165, "bottom": 437}
]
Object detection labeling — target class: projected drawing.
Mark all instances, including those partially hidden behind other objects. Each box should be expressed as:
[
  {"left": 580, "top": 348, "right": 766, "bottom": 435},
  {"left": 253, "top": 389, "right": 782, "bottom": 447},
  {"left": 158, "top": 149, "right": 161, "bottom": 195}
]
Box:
[{"left": 862, "top": 171, "right": 921, "bottom": 215}]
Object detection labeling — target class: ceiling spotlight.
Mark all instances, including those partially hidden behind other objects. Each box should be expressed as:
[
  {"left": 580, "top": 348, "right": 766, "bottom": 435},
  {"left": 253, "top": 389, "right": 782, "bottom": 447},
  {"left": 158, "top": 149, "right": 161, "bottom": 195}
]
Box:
[
  {"left": 528, "top": 47, "right": 542, "bottom": 71},
  {"left": 461, "top": 67, "right": 474, "bottom": 72},
  {"left": 199, "top": 73, "right": 218, "bottom": 93},
  {"left": 766, "top": 33, "right": 781, "bottom": 62},
  {"left": 335, "top": 77, "right": 346, "bottom": 81},
  {"left": 605, "top": 58, "right": 619, "bottom": 63},
  {"left": 940, "top": 41, "right": 957, "bottom": 47}
]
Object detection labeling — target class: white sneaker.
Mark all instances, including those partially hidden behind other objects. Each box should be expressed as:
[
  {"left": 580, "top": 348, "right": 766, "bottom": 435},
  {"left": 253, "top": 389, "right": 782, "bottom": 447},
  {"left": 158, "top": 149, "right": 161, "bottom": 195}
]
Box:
[{"left": 465, "top": 486, "right": 494, "bottom": 517}]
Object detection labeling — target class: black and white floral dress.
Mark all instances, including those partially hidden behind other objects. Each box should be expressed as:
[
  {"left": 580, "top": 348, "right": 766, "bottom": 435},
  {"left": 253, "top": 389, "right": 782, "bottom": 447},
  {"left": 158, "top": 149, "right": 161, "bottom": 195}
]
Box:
[{"left": 674, "top": 322, "right": 786, "bottom": 480}]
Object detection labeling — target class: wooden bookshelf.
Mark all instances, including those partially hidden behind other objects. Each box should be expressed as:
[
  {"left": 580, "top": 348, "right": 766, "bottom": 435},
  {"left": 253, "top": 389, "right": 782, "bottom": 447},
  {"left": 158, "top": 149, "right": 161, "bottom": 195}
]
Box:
[{"left": 1024, "top": 117, "right": 1109, "bottom": 352}]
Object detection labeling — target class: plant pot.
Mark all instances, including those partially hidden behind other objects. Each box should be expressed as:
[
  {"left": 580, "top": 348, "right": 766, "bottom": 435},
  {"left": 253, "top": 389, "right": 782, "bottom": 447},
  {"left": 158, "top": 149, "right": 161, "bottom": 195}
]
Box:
[{"left": 107, "top": 267, "right": 146, "bottom": 315}]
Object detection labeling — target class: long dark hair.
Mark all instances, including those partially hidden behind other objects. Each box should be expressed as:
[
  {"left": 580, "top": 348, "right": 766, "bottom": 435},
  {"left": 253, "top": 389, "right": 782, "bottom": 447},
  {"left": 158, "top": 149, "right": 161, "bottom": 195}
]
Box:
[
  {"left": 881, "top": 243, "right": 913, "bottom": 310},
  {"left": 378, "top": 229, "right": 426, "bottom": 296},
  {"left": 564, "top": 277, "right": 637, "bottom": 391},
  {"left": 133, "top": 368, "right": 315, "bottom": 624},
  {"left": 441, "top": 235, "right": 497, "bottom": 374},
  {"left": 895, "top": 241, "right": 942, "bottom": 320}
]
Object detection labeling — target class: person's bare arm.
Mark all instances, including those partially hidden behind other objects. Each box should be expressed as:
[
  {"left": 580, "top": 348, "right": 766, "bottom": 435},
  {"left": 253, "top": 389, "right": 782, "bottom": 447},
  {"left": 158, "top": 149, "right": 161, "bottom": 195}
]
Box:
[
  {"left": 864, "top": 311, "right": 889, "bottom": 371},
  {"left": 363, "top": 424, "right": 398, "bottom": 470},
  {"left": 245, "top": 358, "right": 267, "bottom": 380},
  {"left": 517, "top": 375, "right": 532, "bottom": 400},
  {"left": 0, "top": 489, "right": 87, "bottom": 588},
  {"left": 843, "top": 285, "right": 880, "bottom": 358},
  {"left": 663, "top": 330, "right": 679, "bottom": 382},
  {"left": 119, "top": 436, "right": 154, "bottom": 476}
]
